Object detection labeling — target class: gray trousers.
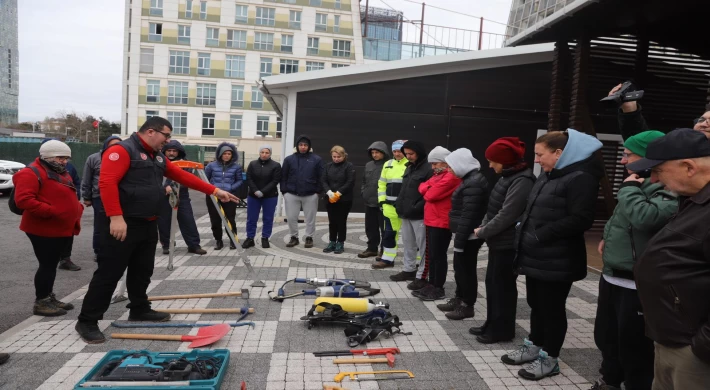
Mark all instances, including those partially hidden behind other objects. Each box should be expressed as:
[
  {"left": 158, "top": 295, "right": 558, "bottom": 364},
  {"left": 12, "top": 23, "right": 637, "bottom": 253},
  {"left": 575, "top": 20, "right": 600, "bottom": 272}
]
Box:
[
  {"left": 284, "top": 193, "right": 318, "bottom": 239},
  {"left": 400, "top": 218, "right": 426, "bottom": 275}
]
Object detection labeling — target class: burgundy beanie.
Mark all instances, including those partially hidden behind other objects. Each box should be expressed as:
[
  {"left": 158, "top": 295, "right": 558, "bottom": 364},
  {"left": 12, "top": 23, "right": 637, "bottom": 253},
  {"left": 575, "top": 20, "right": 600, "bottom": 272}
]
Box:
[{"left": 485, "top": 137, "right": 526, "bottom": 166}]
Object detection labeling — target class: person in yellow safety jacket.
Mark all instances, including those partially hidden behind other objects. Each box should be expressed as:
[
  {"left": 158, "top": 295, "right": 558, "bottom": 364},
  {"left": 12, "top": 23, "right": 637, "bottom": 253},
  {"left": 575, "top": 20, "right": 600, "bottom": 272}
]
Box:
[{"left": 371, "top": 140, "right": 408, "bottom": 269}]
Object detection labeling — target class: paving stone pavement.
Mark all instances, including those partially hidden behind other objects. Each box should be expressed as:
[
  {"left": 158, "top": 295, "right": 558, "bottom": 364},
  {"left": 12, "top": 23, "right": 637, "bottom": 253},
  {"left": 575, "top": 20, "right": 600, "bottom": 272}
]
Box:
[{"left": 0, "top": 211, "right": 602, "bottom": 389}]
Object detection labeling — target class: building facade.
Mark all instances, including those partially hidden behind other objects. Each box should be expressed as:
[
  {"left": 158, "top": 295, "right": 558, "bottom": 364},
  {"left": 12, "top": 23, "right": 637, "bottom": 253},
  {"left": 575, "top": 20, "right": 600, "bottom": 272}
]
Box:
[
  {"left": 122, "top": 0, "right": 363, "bottom": 152},
  {"left": 0, "top": 0, "right": 19, "bottom": 125},
  {"left": 505, "top": 0, "right": 574, "bottom": 39}
]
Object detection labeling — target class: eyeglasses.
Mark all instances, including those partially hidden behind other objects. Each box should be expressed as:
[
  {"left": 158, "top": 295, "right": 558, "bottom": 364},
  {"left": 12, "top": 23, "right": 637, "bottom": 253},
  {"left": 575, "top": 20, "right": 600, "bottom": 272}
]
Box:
[
  {"left": 694, "top": 117, "right": 710, "bottom": 125},
  {"left": 622, "top": 152, "right": 636, "bottom": 159},
  {"left": 150, "top": 128, "right": 172, "bottom": 139}
]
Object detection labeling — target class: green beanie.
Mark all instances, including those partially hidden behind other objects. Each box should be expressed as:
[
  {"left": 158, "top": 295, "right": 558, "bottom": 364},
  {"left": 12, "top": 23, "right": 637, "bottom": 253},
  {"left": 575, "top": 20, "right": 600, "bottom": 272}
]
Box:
[{"left": 624, "top": 130, "right": 666, "bottom": 157}]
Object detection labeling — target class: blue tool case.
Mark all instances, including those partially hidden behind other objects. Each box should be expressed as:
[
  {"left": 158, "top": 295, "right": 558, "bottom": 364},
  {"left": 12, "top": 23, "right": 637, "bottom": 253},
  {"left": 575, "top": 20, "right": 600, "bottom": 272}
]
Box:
[{"left": 74, "top": 349, "right": 230, "bottom": 390}]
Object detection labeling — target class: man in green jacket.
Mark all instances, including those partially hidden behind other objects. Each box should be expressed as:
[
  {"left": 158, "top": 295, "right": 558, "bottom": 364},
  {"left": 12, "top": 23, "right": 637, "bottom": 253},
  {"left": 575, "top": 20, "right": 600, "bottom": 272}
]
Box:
[{"left": 592, "top": 131, "right": 678, "bottom": 390}]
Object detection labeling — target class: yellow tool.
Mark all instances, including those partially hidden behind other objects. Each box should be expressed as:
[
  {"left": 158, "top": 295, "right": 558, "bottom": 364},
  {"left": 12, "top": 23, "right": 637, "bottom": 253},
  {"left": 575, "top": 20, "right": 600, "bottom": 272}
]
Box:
[
  {"left": 333, "top": 370, "right": 414, "bottom": 383},
  {"left": 314, "top": 297, "right": 387, "bottom": 313},
  {"left": 323, "top": 386, "right": 348, "bottom": 390}
]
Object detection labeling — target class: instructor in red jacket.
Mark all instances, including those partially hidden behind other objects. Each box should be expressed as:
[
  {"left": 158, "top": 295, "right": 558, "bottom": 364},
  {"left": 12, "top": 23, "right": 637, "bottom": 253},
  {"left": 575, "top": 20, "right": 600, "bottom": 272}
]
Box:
[{"left": 75, "top": 117, "right": 239, "bottom": 343}]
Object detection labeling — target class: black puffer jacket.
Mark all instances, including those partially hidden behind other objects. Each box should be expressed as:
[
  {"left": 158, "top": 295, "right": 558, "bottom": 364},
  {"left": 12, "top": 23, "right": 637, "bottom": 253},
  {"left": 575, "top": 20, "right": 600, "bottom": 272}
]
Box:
[
  {"left": 246, "top": 158, "right": 282, "bottom": 198},
  {"left": 361, "top": 141, "right": 389, "bottom": 207},
  {"left": 321, "top": 161, "right": 356, "bottom": 202},
  {"left": 395, "top": 141, "right": 432, "bottom": 220},
  {"left": 515, "top": 155, "right": 604, "bottom": 282},
  {"left": 449, "top": 170, "right": 489, "bottom": 250}
]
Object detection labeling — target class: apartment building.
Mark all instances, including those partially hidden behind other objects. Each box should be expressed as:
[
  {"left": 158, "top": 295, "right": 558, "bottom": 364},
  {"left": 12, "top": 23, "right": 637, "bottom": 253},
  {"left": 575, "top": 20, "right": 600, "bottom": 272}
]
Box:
[
  {"left": 0, "top": 0, "right": 19, "bottom": 125},
  {"left": 122, "top": 0, "right": 364, "bottom": 154}
]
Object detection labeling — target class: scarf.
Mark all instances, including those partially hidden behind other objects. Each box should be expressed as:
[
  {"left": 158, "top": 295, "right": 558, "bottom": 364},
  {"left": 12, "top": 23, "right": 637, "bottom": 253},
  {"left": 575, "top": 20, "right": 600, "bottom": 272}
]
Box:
[{"left": 40, "top": 158, "right": 68, "bottom": 174}]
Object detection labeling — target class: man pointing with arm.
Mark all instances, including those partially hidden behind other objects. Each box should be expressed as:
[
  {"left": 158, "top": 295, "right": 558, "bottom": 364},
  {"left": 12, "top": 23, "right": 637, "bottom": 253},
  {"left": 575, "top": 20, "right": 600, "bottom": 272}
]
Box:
[{"left": 75, "top": 117, "right": 238, "bottom": 343}]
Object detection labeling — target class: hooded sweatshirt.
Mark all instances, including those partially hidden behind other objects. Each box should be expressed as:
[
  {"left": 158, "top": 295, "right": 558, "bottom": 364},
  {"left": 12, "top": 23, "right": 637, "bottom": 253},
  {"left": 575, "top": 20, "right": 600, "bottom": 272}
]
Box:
[
  {"left": 205, "top": 142, "right": 243, "bottom": 194},
  {"left": 515, "top": 128, "right": 604, "bottom": 282},
  {"left": 361, "top": 141, "right": 389, "bottom": 207},
  {"left": 395, "top": 140, "right": 433, "bottom": 220},
  {"left": 82, "top": 135, "right": 122, "bottom": 200},
  {"left": 445, "top": 148, "right": 489, "bottom": 250},
  {"left": 161, "top": 140, "right": 191, "bottom": 198},
  {"left": 280, "top": 134, "right": 324, "bottom": 196}
]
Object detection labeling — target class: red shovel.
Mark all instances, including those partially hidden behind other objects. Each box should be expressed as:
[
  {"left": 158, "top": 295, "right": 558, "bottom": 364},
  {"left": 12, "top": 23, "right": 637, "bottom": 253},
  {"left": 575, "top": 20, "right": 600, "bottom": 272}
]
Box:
[{"left": 111, "top": 323, "right": 230, "bottom": 348}]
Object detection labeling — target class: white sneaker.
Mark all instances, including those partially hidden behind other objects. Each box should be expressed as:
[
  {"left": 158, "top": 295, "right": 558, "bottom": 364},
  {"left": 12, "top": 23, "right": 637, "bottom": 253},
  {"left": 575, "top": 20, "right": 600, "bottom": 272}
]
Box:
[
  {"left": 518, "top": 349, "right": 560, "bottom": 380},
  {"left": 501, "top": 338, "right": 541, "bottom": 365}
]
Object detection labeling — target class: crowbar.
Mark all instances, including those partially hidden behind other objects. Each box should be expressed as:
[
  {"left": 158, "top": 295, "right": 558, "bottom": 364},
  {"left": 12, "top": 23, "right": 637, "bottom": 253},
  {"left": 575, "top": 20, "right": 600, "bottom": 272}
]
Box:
[
  {"left": 334, "top": 370, "right": 414, "bottom": 382},
  {"left": 333, "top": 353, "right": 396, "bottom": 367},
  {"left": 154, "top": 308, "right": 255, "bottom": 314}
]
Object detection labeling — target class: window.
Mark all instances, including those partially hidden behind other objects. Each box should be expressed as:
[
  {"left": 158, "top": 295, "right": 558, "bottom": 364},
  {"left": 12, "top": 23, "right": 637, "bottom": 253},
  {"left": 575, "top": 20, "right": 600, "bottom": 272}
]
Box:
[
  {"left": 169, "top": 50, "right": 190, "bottom": 74},
  {"left": 334, "top": 0, "right": 341, "bottom": 9},
  {"left": 185, "top": 0, "right": 193, "bottom": 18},
  {"left": 334, "top": 15, "right": 340, "bottom": 33},
  {"left": 227, "top": 29, "right": 246, "bottom": 49},
  {"left": 197, "top": 53, "right": 211, "bottom": 76},
  {"left": 255, "top": 7, "right": 275, "bottom": 26},
  {"left": 150, "top": 0, "right": 163, "bottom": 16},
  {"left": 315, "top": 13, "right": 327, "bottom": 31},
  {"left": 196, "top": 83, "right": 216, "bottom": 106},
  {"left": 281, "top": 34, "right": 293, "bottom": 53},
  {"left": 146, "top": 80, "right": 161, "bottom": 103},
  {"left": 260, "top": 57, "right": 272, "bottom": 77},
  {"left": 254, "top": 32, "right": 274, "bottom": 50},
  {"left": 202, "top": 113, "right": 215, "bottom": 136},
  {"left": 332, "top": 63, "right": 349, "bottom": 68},
  {"left": 307, "top": 37, "right": 319, "bottom": 55},
  {"left": 235, "top": 4, "right": 248, "bottom": 23},
  {"left": 257, "top": 116, "right": 269, "bottom": 136},
  {"left": 199, "top": 1, "right": 207, "bottom": 20},
  {"left": 251, "top": 90, "right": 263, "bottom": 109},
  {"left": 229, "top": 115, "right": 242, "bottom": 137},
  {"left": 225, "top": 55, "right": 245, "bottom": 78},
  {"left": 284, "top": 0, "right": 297, "bottom": 3},
  {"left": 310, "top": 0, "right": 322, "bottom": 6},
  {"left": 306, "top": 61, "right": 324, "bottom": 71},
  {"left": 167, "top": 112, "right": 187, "bottom": 135},
  {"left": 146, "top": 110, "right": 159, "bottom": 119},
  {"left": 276, "top": 118, "right": 282, "bottom": 138},
  {"left": 231, "top": 85, "right": 244, "bottom": 107},
  {"left": 204, "top": 27, "right": 219, "bottom": 46},
  {"left": 333, "top": 40, "right": 351, "bottom": 57},
  {"left": 140, "top": 48, "right": 154, "bottom": 73},
  {"left": 289, "top": 10, "right": 301, "bottom": 29},
  {"left": 280, "top": 59, "right": 298, "bottom": 74},
  {"left": 149, "top": 23, "right": 163, "bottom": 42},
  {"left": 178, "top": 25, "right": 191, "bottom": 44},
  {"left": 168, "top": 81, "right": 189, "bottom": 104}
]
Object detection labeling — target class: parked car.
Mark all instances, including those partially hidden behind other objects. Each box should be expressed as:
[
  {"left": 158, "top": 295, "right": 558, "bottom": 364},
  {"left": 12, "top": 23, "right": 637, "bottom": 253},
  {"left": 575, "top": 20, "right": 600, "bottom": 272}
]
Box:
[{"left": 0, "top": 160, "right": 26, "bottom": 195}]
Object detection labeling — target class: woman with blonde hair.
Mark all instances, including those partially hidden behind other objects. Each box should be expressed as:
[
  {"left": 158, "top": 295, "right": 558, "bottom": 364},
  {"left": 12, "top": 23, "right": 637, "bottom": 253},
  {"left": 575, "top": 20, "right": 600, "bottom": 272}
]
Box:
[{"left": 321, "top": 145, "right": 356, "bottom": 254}]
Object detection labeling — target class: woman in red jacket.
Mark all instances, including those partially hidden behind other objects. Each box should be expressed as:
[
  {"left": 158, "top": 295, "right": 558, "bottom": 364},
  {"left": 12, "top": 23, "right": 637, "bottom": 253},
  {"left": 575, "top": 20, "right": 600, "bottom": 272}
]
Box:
[
  {"left": 412, "top": 146, "right": 462, "bottom": 301},
  {"left": 12, "top": 140, "right": 83, "bottom": 317}
]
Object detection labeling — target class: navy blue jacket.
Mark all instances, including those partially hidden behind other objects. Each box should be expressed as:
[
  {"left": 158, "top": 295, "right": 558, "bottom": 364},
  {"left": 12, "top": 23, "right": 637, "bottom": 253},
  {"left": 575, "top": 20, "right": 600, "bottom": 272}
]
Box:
[
  {"left": 280, "top": 135, "right": 324, "bottom": 196},
  {"left": 205, "top": 142, "right": 243, "bottom": 195}
]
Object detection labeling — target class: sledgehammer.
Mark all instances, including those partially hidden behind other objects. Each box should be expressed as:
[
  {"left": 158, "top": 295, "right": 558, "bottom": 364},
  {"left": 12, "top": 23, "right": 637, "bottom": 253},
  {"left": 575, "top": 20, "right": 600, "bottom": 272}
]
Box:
[{"left": 333, "top": 353, "right": 396, "bottom": 367}]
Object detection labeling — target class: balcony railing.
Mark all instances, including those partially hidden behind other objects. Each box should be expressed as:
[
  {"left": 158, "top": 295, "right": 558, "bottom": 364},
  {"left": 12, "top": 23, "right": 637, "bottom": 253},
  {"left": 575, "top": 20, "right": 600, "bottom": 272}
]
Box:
[{"left": 363, "top": 38, "right": 468, "bottom": 61}]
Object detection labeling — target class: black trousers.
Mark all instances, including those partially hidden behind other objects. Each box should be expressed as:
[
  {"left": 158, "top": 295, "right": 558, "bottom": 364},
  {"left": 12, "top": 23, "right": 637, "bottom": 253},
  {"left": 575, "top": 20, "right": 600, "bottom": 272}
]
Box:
[
  {"left": 60, "top": 236, "right": 73, "bottom": 260},
  {"left": 364, "top": 206, "right": 385, "bottom": 252},
  {"left": 453, "top": 239, "right": 483, "bottom": 306},
  {"left": 78, "top": 218, "right": 158, "bottom": 323},
  {"left": 594, "top": 277, "right": 654, "bottom": 390},
  {"left": 527, "top": 276, "right": 572, "bottom": 358},
  {"left": 26, "top": 234, "right": 72, "bottom": 300},
  {"left": 325, "top": 201, "right": 352, "bottom": 242},
  {"left": 427, "top": 226, "right": 452, "bottom": 288},
  {"left": 206, "top": 195, "right": 237, "bottom": 245},
  {"left": 158, "top": 196, "right": 201, "bottom": 249},
  {"left": 484, "top": 248, "right": 518, "bottom": 339}
]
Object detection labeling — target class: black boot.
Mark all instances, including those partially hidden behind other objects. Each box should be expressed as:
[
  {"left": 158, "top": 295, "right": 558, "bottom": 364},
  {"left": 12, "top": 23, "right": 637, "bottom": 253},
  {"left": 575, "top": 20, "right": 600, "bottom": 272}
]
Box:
[
  {"left": 242, "top": 238, "right": 255, "bottom": 249},
  {"left": 162, "top": 247, "right": 170, "bottom": 255},
  {"left": 58, "top": 258, "right": 81, "bottom": 271},
  {"left": 49, "top": 292, "right": 74, "bottom": 310},
  {"left": 215, "top": 240, "right": 224, "bottom": 250},
  {"left": 469, "top": 321, "right": 488, "bottom": 336},
  {"left": 261, "top": 238, "right": 270, "bottom": 248},
  {"left": 75, "top": 321, "right": 106, "bottom": 344},
  {"left": 33, "top": 297, "right": 67, "bottom": 317},
  {"left": 188, "top": 247, "right": 207, "bottom": 255},
  {"left": 304, "top": 237, "right": 314, "bottom": 248},
  {"left": 286, "top": 236, "right": 299, "bottom": 247},
  {"left": 0, "top": 353, "right": 8, "bottom": 365},
  {"left": 128, "top": 309, "right": 171, "bottom": 322}
]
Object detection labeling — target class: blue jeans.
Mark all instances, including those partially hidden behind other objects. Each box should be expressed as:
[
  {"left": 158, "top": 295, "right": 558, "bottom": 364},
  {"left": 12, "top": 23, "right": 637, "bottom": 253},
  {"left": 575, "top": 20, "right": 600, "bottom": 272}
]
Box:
[
  {"left": 158, "top": 195, "right": 201, "bottom": 249},
  {"left": 246, "top": 195, "right": 278, "bottom": 239},
  {"left": 92, "top": 196, "right": 106, "bottom": 255}
]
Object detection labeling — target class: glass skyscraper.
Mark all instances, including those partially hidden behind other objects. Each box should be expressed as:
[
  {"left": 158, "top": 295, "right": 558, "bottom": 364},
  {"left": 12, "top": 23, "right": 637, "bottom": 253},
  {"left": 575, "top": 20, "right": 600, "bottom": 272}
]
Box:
[{"left": 0, "top": 0, "right": 19, "bottom": 125}]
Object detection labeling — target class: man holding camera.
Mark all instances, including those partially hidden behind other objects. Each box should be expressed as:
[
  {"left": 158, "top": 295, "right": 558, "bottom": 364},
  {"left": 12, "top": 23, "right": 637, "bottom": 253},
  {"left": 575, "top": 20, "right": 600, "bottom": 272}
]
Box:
[{"left": 593, "top": 131, "right": 678, "bottom": 390}]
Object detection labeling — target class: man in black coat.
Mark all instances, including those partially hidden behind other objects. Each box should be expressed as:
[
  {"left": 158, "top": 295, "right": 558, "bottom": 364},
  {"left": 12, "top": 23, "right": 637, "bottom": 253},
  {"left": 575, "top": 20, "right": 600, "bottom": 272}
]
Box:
[{"left": 244, "top": 145, "right": 282, "bottom": 249}]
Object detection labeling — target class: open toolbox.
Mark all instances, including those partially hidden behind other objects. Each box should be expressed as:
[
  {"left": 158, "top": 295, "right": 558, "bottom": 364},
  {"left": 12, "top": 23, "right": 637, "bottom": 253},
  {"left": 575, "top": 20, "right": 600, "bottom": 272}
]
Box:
[{"left": 73, "top": 349, "right": 231, "bottom": 390}]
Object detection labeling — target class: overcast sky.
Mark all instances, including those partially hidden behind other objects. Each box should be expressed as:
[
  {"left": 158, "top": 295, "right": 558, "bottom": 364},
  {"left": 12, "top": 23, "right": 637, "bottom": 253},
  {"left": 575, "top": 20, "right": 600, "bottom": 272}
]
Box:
[{"left": 17, "top": 0, "right": 512, "bottom": 123}]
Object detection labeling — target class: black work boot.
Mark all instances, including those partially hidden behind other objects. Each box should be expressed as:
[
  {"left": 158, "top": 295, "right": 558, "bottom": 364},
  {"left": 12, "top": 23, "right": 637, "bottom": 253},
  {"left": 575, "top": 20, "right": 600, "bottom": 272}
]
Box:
[
  {"left": 215, "top": 240, "right": 224, "bottom": 250},
  {"left": 304, "top": 237, "right": 314, "bottom": 248},
  {"left": 261, "top": 238, "right": 270, "bottom": 248},
  {"left": 437, "top": 297, "right": 462, "bottom": 312},
  {"left": 0, "top": 353, "right": 8, "bottom": 365},
  {"left": 75, "top": 321, "right": 106, "bottom": 344},
  {"left": 128, "top": 309, "right": 171, "bottom": 322},
  {"left": 162, "top": 247, "right": 170, "bottom": 255},
  {"left": 49, "top": 292, "right": 74, "bottom": 310},
  {"left": 469, "top": 321, "right": 488, "bottom": 336},
  {"left": 407, "top": 278, "right": 428, "bottom": 291},
  {"left": 445, "top": 304, "right": 474, "bottom": 320},
  {"left": 389, "top": 271, "right": 416, "bottom": 282},
  {"left": 286, "top": 236, "right": 299, "bottom": 247},
  {"left": 188, "top": 247, "right": 207, "bottom": 255},
  {"left": 242, "top": 238, "right": 255, "bottom": 249},
  {"left": 58, "top": 258, "right": 81, "bottom": 271},
  {"left": 33, "top": 297, "right": 67, "bottom": 317}
]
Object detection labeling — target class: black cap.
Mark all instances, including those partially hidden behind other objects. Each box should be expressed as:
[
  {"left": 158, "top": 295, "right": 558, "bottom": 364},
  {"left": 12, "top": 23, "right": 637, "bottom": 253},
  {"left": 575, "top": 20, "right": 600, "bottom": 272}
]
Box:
[{"left": 627, "top": 128, "right": 710, "bottom": 172}]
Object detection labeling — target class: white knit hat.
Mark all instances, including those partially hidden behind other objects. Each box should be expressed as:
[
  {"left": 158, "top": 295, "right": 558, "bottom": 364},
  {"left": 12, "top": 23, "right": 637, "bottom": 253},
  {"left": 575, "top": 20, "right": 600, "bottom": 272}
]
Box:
[
  {"left": 428, "top": 146, "right": 451, "bottom": 163},
  {"left": 39, "top": 140, "right": 72, "bottom": 158}
]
